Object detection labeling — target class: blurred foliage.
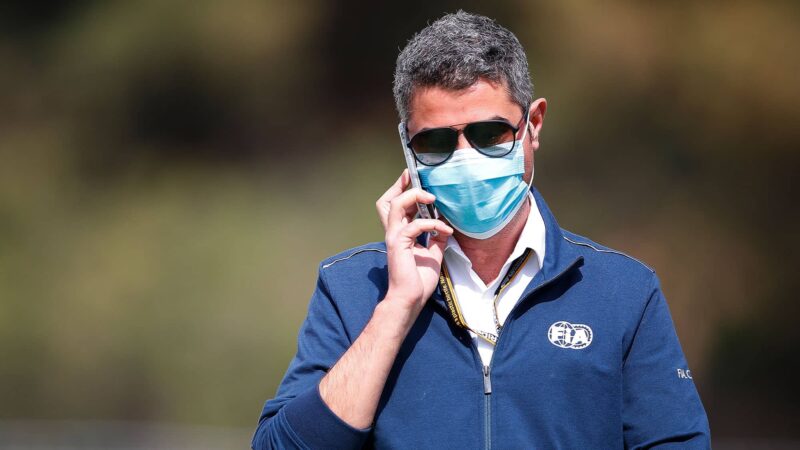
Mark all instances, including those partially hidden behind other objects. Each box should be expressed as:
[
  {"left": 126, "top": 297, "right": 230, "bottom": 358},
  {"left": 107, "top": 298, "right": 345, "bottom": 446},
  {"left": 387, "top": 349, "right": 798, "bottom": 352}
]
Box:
[{"left": 0, "top": 0, "right": 798, "bottom": 441}]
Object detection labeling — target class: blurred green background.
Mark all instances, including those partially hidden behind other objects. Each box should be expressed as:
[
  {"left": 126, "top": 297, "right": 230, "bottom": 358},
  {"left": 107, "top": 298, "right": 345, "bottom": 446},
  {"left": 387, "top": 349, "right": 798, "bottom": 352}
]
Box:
[{"left": 0, "top": 0, "right": 798, "bottom": 448}]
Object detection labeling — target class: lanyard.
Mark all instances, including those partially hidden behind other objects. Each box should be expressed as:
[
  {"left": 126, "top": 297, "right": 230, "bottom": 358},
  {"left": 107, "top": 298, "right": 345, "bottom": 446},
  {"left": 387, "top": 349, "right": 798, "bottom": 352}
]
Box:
[{"left": 438, "top": 248, "right": 533, "bottom": 345}]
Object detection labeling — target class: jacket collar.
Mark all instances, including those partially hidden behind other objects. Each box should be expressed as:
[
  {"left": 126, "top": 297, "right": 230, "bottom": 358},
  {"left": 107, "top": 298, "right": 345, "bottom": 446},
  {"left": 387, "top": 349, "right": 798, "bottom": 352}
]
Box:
[{"left": 520, "top": 187, "right": 584, "bottom": 299}]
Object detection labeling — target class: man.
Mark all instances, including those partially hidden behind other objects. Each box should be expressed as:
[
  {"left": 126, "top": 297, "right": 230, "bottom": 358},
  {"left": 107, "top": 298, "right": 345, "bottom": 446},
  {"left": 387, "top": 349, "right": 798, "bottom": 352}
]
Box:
[{"left": 253, "top": 11, "right": 710, "bottom": 449}]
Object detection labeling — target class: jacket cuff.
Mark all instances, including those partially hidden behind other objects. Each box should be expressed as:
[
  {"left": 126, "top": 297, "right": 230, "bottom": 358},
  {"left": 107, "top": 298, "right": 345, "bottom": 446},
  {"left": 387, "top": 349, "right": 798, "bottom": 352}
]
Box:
[{"left": 284, "top": 384, "right": 372, "bottom": 449}]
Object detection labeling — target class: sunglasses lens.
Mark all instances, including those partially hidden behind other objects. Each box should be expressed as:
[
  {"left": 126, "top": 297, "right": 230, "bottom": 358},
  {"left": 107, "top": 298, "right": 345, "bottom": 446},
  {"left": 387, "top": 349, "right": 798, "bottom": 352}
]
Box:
[
  {"left": 465, "top": 121, "right": 516, "bottom": 156},
  {"left": 410, "top": 128, "right": 458, "bottom": 165}
]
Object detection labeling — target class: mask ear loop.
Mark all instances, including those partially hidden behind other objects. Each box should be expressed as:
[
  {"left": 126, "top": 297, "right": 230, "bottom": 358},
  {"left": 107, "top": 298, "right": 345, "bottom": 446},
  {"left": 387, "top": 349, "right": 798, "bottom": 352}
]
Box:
[{"left": 519, "top": 108, "right": 535, "bottom": 190}]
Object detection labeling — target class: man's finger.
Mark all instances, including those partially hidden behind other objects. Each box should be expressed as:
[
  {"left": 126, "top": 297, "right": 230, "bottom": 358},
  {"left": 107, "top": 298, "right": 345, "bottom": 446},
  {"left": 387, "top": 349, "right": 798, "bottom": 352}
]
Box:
[
  {"left": 426, "top": 234, "right": 448, "bottom": 265},
  {"left": 428, "top": 221, "right": 452, "bottom": 245},
  {"left": 376, "top": 170, "right": 410, "bottom": 228},
  {"left": 387, "top": 188, "right": 436, "bottom": 232},
  {"left": 397, "top": 219, "right": 453, "bottom": 241}
]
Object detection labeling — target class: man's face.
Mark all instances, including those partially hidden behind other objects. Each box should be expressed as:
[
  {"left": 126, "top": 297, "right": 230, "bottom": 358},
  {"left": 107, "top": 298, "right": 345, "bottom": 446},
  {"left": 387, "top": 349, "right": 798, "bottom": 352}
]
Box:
[{"left": 406, "top": 78, "right": 545, "bottom": 184}]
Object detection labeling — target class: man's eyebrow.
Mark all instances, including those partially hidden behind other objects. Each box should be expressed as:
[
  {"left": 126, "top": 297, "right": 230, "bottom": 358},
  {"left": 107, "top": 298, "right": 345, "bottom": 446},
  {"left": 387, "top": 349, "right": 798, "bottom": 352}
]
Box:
[{"left": 416, "top": 115, "right": 511, "bottom": 133}]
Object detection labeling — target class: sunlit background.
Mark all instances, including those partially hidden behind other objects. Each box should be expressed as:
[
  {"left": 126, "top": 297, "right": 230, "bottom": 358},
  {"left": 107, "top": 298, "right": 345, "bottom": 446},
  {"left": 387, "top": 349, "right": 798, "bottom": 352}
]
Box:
[{"left": 1, "top": 0, "right": 798, "bottom": 448}]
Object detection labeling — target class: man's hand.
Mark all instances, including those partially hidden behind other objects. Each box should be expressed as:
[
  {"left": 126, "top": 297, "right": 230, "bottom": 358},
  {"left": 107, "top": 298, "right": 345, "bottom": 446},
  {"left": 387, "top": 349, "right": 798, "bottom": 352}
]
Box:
[
  {"left": 317, "top": 172, "right": 452, "bottom": 430},
  {"left": 377, "top": 170, "right": 453, "bottom": 314}
]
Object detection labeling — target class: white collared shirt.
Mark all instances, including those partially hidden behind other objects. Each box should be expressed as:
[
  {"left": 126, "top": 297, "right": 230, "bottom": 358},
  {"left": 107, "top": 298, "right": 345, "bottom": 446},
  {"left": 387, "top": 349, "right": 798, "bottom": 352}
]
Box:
[{"left": 443, "top": 192, "right": 547, "bottom": 366}]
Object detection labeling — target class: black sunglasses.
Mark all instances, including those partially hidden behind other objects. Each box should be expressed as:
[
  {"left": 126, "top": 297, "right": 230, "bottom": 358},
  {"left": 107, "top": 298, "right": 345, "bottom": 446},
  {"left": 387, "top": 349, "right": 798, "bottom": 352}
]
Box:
[{"left": 405, "top": 111, "right": 529, "bottom": 166}]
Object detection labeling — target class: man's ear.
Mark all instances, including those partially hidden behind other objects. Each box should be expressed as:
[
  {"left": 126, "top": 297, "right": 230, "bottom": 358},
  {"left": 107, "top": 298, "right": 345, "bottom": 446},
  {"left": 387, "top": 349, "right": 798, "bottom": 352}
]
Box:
[{"left": 528, "top": 98, "right": 547, "bottom": 143}]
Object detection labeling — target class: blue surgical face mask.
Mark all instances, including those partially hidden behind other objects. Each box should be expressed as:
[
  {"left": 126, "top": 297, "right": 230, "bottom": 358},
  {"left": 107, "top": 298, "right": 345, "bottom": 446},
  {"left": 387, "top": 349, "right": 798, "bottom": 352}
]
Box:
[{"left": 417, "top": 122, "right": 532, "bottom": 239}]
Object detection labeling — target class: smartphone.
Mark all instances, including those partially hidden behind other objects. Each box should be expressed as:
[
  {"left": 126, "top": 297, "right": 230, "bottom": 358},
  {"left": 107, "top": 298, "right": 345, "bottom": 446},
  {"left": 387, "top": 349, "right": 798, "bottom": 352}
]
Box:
[{"left": 398, "top": 122, "right": 438, "bottom": 222}]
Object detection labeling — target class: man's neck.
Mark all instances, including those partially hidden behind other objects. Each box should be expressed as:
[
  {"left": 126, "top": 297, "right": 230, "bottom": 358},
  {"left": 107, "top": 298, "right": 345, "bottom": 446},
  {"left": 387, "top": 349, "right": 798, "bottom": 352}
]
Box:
[{"left": 453, "top": 199, "right": 531, "bottom": 285}]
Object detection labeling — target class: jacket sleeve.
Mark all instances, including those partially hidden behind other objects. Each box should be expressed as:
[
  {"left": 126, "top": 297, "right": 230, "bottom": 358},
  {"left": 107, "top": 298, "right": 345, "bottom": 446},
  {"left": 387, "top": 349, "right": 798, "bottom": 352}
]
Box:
[
  {"left": 622, "top": 275, "right": 711, "bottom": 449},
  {"left": 251, "top": 268, "right": 371, "bottom": 450}
]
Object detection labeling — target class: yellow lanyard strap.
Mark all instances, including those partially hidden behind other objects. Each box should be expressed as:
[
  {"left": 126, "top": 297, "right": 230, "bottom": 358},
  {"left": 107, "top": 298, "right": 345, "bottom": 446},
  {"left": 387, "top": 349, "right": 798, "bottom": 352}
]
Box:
[{"left": 438, "top": 248, "right": 533, "bottom": 346}]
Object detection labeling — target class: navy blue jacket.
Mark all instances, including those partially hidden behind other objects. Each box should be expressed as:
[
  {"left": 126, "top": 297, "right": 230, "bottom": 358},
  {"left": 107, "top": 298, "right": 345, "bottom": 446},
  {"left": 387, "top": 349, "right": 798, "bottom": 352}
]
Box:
[{"left": 253, "top": 189, "right": 710, "bottom": 449}]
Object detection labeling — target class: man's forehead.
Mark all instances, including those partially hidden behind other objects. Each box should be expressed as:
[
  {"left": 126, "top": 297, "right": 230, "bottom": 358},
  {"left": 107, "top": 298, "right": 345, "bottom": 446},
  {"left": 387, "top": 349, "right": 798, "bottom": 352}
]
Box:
[{"left": 406, "top": 80, "right": 521, "bottom": 132}]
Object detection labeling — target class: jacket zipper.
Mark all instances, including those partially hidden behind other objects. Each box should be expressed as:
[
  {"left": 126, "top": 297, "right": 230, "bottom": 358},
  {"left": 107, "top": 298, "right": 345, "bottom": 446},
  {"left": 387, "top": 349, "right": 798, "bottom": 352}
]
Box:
[
  {"left": 472, "top": 257, "right": 583, "bottom": 450},
  {"left": 483, "top": 364, "right": 492, "bottom": 450}
]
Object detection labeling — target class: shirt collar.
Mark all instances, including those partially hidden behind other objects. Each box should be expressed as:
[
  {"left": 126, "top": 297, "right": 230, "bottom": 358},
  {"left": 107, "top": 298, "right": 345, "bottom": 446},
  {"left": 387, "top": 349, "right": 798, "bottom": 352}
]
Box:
[{"left": 445, "top": 191, "right": 547, "bottom": 270}]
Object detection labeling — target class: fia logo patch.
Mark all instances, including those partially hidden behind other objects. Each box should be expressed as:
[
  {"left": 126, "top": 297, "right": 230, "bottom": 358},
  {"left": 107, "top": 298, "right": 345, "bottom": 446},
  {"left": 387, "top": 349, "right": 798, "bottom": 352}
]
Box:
[{"left": 548, "top": 321, "right": 593, "bottom": 349}]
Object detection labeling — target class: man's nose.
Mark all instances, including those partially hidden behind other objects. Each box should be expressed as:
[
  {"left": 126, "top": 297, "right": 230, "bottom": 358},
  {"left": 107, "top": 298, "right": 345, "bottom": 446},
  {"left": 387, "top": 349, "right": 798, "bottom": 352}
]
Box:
[{"left": 456, "top": 130, "right": 471, "bottom": 150}]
